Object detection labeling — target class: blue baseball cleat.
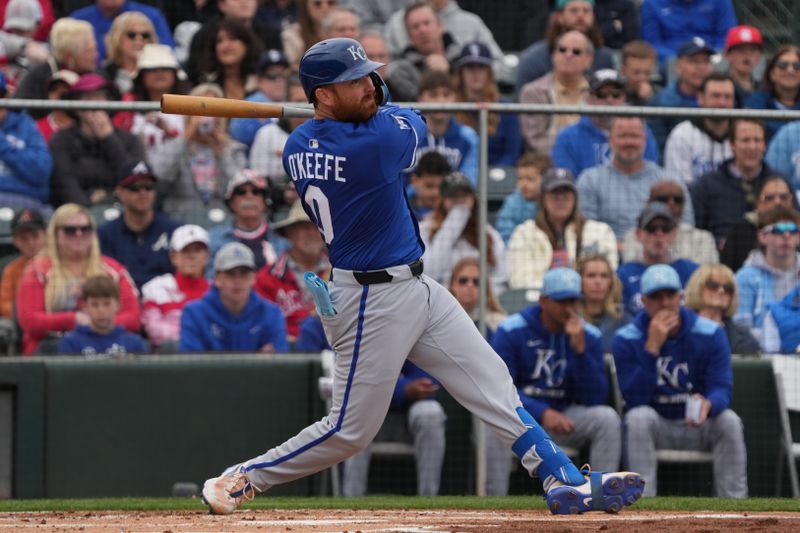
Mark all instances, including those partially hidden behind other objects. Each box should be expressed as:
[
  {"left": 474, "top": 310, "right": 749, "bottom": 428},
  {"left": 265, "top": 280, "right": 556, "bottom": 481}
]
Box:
[{"left": 545, "top": 468, "right": 645, "bottom": 515}]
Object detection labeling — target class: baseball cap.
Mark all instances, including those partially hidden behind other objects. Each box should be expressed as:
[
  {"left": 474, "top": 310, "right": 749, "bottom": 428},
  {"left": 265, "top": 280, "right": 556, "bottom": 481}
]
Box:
[
  {"left": 455, "top": 42, "right": 493, "bottom": 69},
  {"left": 542, "top": 267, "right": 582, "bottom": 301},
  {"left": 117, "top": 159, "right": 157, "bottom": 188},
  {"left": 170, "top": 224, "right": 210, "bottom": 251},
  {"left": 135, "top": 44, "right": 187, "bottom": 79},
  {"left": 440, "top": 171, "right": 474, "bottom": 197},
  {"left": 588, "top": 69, "right": 626, "bottom": 94},
  {"left": 65, "top": 73, "right": 113, "bottom": 98},
  {"left": 556, "top": 0, "right": 594, "bottom": 9},
  {"left": 214, "top": 242, "right": 256, "bottom": 272},
  {"left": 678, "top": 37, "right": 715, "bottom": 58},
  {"left": 272, "top": 200, "right": 314, "bottom": 234},
  {"left": 638, "top": 201, "right": 675, "bottom": 228},
  {"left": 541, "top": 167, "right": 577, "bottom": 194},
  {"left": 258, "top": 49, "right": 290, "bottom": 72},
  {"left": 725, "top": 25, "right": 763, "bottom": 52},
  {"left": 224, "top": 169, "right": 268, "bottom": 200},
  {"left": 640, "top": 264, "right": 682, "bottom": 296},
  {"left": 11, "top": 208, "right": 45, "bottom": 234},
  {"left": 3, "top": 0, "right": 42, "bottom": 32},
  {"left": 47, "top": 69, "right": 80, "bottom": 91}
]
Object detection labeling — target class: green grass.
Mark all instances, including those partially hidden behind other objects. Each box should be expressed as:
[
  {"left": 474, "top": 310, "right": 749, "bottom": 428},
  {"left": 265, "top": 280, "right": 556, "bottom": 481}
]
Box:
[{"left": 0, "top": 496, "right": 798, "bottom": 513}]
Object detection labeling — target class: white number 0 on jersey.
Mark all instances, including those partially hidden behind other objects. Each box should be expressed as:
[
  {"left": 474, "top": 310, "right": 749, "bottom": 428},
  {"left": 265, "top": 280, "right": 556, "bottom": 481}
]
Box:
[{"left": 304, "top": 185, "right": 334, "bottom": 244}]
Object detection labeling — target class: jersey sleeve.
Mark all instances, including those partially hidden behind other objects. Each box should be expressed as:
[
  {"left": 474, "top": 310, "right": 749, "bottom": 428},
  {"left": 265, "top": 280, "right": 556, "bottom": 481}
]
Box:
[{"left": 377, "top": 105, "right": 427, "bottom": 180}]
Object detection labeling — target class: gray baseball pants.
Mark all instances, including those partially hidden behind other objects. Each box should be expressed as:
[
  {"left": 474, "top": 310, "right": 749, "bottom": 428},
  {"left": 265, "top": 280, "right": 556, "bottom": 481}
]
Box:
[
  {"left": 342, "top": 400, "right": 447, "bottom": 496},
  {"left": 485, "top": 405, "right": 622, "bottom": 496},
  {"left": 228, "top": 268, "right": 558, "bottom": 491},
  {"left": 624, "top": 405, "right": 748, "bottom": 497}
]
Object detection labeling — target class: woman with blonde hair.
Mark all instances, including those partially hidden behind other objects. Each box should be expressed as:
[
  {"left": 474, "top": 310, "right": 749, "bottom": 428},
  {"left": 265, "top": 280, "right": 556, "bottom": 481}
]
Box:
[
  {"left": 576, "top": 254, "right": 629, "bottom": 352},
  {"left": 152, "top": 83, "right": 247, "bottom": 219},
  {"left": 101, "top": 12, "right": 158, "bottom": 94},
  {"left": 16, "top": 204, "right": 140, "bottom": 354},
  {"left": 685, "top": 264, "right": 760, "bottom": 355},
  {"left": 448, "top": 257, "right": 507, "bottom": 343}
]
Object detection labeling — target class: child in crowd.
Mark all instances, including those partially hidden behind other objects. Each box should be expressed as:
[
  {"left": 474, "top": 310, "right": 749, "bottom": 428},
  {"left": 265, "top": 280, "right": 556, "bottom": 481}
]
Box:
[
  {"left": 495, "top": 152, "right": 552, "bottom": 244},
  {"left": 0, "top": 209, "right": 46, "bottom": 320},
  {"left": 407, "top": 151, "right": 451, "bottom": 221},
  {"left": 58, "top": 275, "right": 147, "bottom": 356}
]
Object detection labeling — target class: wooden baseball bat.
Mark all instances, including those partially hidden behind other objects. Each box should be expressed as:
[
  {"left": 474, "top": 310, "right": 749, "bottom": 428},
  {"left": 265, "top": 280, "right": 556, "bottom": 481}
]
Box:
[{"left": 160, "top": 94, "right": 313, "bottom": 119}]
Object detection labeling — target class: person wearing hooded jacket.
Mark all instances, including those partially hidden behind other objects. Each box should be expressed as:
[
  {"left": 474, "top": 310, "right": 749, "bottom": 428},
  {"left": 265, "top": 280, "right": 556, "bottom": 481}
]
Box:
[{"left": 485, "top": 267, "right": 621, "bottom": 496}]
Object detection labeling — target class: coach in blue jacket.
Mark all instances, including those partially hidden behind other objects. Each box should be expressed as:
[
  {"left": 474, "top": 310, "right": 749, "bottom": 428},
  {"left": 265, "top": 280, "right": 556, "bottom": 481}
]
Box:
[
  {"left": 179, "top": 242, "right": 287, "bottom": 353},
  {"left": 486, "top": 267, "right": 621, "bottom": 495},
  {"left": 612, "top": 264, "right": 747, "bottom": 498}
]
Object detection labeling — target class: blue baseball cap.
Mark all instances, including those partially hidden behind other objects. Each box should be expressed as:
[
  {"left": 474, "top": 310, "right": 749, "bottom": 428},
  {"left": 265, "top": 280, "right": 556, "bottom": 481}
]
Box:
[
  {"left": 542, "top": 267, "right": 582, "bottom": 301},
  {"left": 640, "top": 264, "right": 682, "bottom": 296},
  {"left": 678, "top": 37, "right": 715, "bottom": 58}
]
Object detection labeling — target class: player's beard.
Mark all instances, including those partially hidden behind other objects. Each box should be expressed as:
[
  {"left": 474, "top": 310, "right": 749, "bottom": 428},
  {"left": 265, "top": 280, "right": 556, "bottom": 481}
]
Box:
[{"left": 334, "top": 93, "right": 377, "bottom": 123}]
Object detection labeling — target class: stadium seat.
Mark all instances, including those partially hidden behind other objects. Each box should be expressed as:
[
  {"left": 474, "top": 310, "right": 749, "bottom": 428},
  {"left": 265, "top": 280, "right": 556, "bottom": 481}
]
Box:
[{"left": 498, "top": 287, "right": 540, "bottom": 315}]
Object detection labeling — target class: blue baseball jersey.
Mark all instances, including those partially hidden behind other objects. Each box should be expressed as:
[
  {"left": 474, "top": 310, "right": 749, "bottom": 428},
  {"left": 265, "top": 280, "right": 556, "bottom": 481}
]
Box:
[{"left": 282, "top": 104, "right": 426, "bottom": 271}]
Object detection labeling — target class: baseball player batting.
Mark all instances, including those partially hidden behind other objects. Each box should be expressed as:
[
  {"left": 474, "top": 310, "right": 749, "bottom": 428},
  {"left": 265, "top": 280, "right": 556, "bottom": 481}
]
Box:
[{"left": 201, "top": 37, "right": 644, "bottom": 515}]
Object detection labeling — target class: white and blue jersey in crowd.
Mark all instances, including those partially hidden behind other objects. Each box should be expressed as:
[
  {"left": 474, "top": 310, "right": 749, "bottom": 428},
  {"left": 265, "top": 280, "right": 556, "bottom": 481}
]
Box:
[
  {"left": 618, "top": 259, "right": 698, "bottom": 315},
  {"left": 179, "top": 287, "right": 288, "bottom": 353},
  {"left": 491, "top": 305, "right": 608, "bottom": 421},
  {"left": 282, "top": 104, "right": 426, "bottom": 270},
  {"left": 764, "top": 121, "right": 800, "bottom": 192},
  {"left": 551, "top": 116, "right": 660, "bottom": 178},
  {"left": 611, "top": 307, "right": 733, "bottom": 420},
  {"left": 58, "top": 325, "right": 147, "bottom": 356},
  {"left": 413, "top": 117, "right": 478, "bottom": 185}
]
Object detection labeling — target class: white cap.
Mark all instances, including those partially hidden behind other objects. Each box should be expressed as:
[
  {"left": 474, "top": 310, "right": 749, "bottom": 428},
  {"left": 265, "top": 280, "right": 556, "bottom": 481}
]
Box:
[
  {"left": 224, "top": 168, "right": 267, "bottom": 201},
  {"left": 170, "top": 224, "right": 209, "bottom": 252},
  {"left": 3, "top": 0, "right": 41, "bottom": 31},
  {"left": 214, "top": 242, "right": 256, "bottom": 272},
  {"left": 135, "top": 44, "right": 187, "bottom": 79}
]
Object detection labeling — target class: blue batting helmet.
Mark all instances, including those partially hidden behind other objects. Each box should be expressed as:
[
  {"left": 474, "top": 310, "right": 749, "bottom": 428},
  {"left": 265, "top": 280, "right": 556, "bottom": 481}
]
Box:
[{"left": 299, "top": 37, "right": 386, "bottom": 103}]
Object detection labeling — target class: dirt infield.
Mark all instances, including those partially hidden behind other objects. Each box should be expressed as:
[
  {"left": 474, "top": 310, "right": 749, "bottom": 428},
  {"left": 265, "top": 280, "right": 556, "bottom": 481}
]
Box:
[{"left": 1, "top": 509, "right": 798, "bottom": 532}]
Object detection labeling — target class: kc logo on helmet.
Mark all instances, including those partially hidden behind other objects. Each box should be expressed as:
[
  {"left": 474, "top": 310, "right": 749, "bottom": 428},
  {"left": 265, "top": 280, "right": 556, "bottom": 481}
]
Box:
[{"left": 347, "top": 45, "right": 367, "bottom": 61}]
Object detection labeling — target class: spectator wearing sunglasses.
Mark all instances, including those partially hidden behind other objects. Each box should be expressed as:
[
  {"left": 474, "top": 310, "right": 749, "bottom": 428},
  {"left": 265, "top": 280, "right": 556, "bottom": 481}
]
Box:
[
  {"left": 720, "top": 176, "right": 795, "bottom": 272},
  {"left": 16, "top": 203, "right": 140, "bottom": 354},
  {"left": 448, "top": 256, "right": 507, "bottom": 344},
  {"left": 691, "top": 119, "right": 790, "bottom": 246},
  {"left": 734, "top": 207, "right": 800, "bottom": 345},
  {"left": 745, "top": 45, "right": 800, "bottom": 142},
  {"left": 623, "top": 180, "right": 718, "bottom": 265},
  {"left": 97, "top": 159, "right": 180, "bottom": 291},
  {"left": 684, "top": 265, "right": 760, "bottom": 355},
  {"left": 552, "top": 69, "right": 660, "bottom": 179},
  {"left": 99, "top": 11, "right": 158, "bottom": 95},
  {"left": 70, "top": 0, "right": 174, "bottom": 66},
  {"left": 206, "top": 169, "right": 288, "bottom": 278},
  {"left": 617, "top": 202, "right": 699, "bottom": 315},
  {"left": 761, "top": 285, "right": 800, "bottom": 354}
]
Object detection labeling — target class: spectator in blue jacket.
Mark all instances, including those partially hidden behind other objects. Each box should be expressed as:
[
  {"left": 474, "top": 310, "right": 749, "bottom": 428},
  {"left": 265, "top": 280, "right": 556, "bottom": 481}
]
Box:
[
  {"left": 745, "top": 45, "right": 800, "bottom": 142},
  {"left": 415, "top": 70, "right": 478, "bottom": 184},
  {"left": 58, "top": 275, "right": 147, "bottom": 356},
  {"left": 228, "top": 49, "right": 289, "bottom": 148},
  {"left": 765, "top": 119, "right": 800, "bottom": 191},
  {"left": 453, "top": 41, "right": 521, "bottom": 167},
  {"left": 648, "top": 37, "right": 715, "bottom": 152},
  {"left": 762, "top": 285, "right": 800, "bottom": 354},
  {"left": 70, "top": 0, "right": 175, "bottom": 65},
  {"left": 552, "top": 69, "right": 660, "bottom": 178},
  {"left": 618, "top": 202, "right": 699, "bottom": 315},
  {"left": 180, "top": 242, "right": 287, "bottom": 353},
  {"left": 0, "top": 70, "right": 53, "bottom": 210},
  {"left": 640, "top": 0, "right": 736, "bottom": 65},
  {"left": 612, "top": 264, "right": 748, "bottom": 498},
  {"left": 98, "top": 159, "right": 179, "bottom": 290},
  {"left": 486, "top": 267, "right": 621, "bottom": 495},
  {"left": 495, "top": 152, "right": 550, "bottom": 244}
]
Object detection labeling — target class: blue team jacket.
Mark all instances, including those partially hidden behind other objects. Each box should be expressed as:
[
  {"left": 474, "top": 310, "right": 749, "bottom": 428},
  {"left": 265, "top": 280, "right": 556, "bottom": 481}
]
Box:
[
  {"left": 767, "top": 287, "right": 800, "bottom": 354},
  {"left": 58, "top": 325, "right": 147, "bottom": 355},
  {"left": 491, "top": 305, "right": 607, "bottom": 421},
  {"left": 415, "top": 117, "right": 478, "bottom": 184},
  {"left": 612, "top": 307, "right": 732, "bottom": 419},
  {"left": 180, "top": 287, "right": 287, "bottom": 353},
  {"left": 0, "top": 110, "right": 53, "bottom": 203}
]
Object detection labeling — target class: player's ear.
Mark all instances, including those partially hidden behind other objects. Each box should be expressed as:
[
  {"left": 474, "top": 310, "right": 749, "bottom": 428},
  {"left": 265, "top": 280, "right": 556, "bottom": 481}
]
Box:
[{"left": 315, "top": 86, "right": 334, "bottom": 107}]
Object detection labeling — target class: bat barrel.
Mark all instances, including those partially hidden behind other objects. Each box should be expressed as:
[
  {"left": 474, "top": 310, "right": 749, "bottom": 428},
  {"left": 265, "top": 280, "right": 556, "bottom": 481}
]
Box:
[{"left": 160, "top": 94, "right": 287, "bottom": 119}]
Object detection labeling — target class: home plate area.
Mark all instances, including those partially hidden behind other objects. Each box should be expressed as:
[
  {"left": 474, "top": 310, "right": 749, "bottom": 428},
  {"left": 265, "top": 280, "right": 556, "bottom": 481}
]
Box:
[{"left": 1, "top": 509, "right": 799, "bottom": 533}]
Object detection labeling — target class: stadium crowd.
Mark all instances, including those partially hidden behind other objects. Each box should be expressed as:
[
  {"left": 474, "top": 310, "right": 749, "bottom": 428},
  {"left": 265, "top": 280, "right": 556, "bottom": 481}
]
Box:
[{"left": 0, "top": 0, "right": 799, "bottom": 498}]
